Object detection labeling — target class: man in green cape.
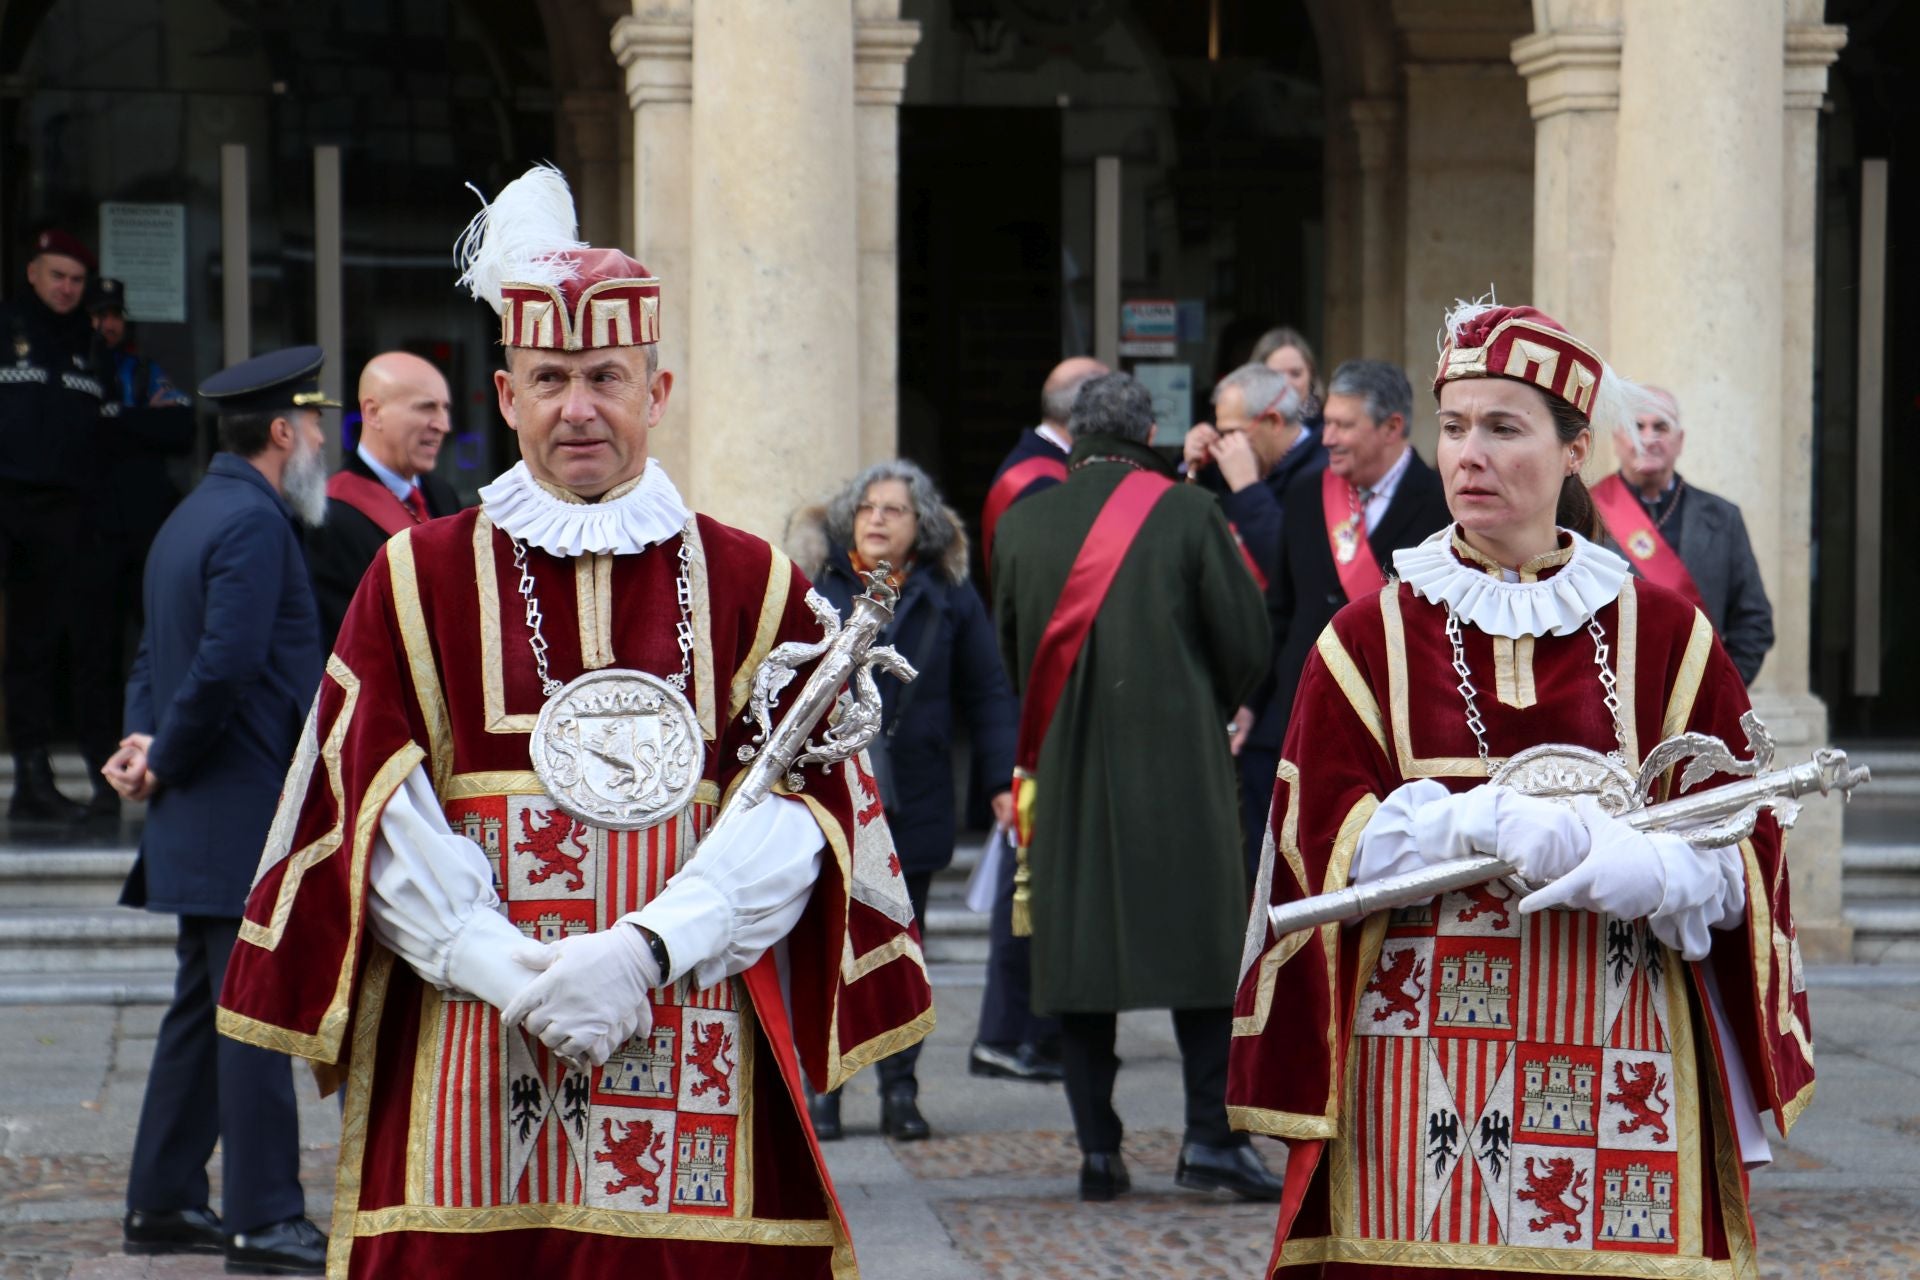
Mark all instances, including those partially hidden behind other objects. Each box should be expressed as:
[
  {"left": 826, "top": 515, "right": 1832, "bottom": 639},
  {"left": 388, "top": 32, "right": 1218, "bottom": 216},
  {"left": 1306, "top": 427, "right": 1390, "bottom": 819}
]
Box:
[{"left": 991, "top": 371, "right": 1283, "bottom": 1203}]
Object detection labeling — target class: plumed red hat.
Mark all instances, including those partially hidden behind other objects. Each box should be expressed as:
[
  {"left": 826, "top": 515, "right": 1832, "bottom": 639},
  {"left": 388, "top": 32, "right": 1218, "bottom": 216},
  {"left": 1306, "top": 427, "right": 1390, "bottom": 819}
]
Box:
[
  {"left": 31, "top": 228, "right": 96, "bottom": 273},
  {"left": 1433, "top": 303, "right": 1604, "bottom": 419},
  {"left": 455, "top": 166, "right": 660, "bottom": 353}
]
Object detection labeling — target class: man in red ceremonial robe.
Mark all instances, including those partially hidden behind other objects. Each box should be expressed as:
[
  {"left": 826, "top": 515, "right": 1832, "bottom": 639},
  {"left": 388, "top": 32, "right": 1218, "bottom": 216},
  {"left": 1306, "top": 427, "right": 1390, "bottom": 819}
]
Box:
[
  {"left": 216, "top": 166, "right": 933, "bottom": 1280},
  {"left": 1228, "top": 300, "right": 1815, "bottom": 1278}
]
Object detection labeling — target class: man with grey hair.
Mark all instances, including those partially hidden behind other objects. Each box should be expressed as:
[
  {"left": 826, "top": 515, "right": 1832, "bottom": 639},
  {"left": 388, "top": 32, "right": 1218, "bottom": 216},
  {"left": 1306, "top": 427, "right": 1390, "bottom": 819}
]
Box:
[
  {"left": 1592, "top": 386, "right": 1773, "bottom": 683},
  {"left": 1244, "top": 358, "right": 1449, "bottom": 879},
  {"left": 991, "top": 371, "right": 1281, "bottom": 1204}
]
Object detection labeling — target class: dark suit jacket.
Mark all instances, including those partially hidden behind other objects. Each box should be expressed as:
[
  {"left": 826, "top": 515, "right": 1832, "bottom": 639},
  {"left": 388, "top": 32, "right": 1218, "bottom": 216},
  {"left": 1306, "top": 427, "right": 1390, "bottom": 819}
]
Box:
[
  {"left": 1252, "top": 450, "right": 1453, "bottom": 749},
  {"left": 121, "top": 453, "right": 325, "bottom": 917},
  {"left": 307, "top": 450, "right": 462, "bottom": 651},
  {"left": 1605, "top": 478, "right": 1773, "bottom": 684}
]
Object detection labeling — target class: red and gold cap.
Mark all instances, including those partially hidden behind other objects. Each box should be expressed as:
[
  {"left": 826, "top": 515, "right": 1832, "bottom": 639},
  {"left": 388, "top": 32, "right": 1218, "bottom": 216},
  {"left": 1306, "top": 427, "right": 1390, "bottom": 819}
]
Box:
[
  {"left": 1433, "top": 303, "right": 1604, "bottom": 419},
  {"left": 455, "top": 165, "right": 660, "bottom": 352}
]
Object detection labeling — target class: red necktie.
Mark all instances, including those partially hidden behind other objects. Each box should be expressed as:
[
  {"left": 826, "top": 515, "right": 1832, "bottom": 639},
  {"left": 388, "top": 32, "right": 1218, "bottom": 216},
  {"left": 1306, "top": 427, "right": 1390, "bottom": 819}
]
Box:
[{"left": 404, "top": 485, "right": 428, "bottom": 524}]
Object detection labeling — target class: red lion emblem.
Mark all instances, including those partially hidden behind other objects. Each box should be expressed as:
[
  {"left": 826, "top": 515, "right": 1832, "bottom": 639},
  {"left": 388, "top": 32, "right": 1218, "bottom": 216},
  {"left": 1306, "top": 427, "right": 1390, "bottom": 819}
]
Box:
[
  {"left": 1365, "top": 948, "right": 1427, "bottom": 1029},
  {"left": 1518, "top": 1156, "right": 1589, "bottom": 1241},
  {"left": 851, "top": 755, "right": 885, "bottom": 826},
  {"left": 1455, "top": 880, "right": 1512, "bottom": 930},
  {"left": 685, "top": 1021, "right": 735, "bottom": 1106},
  {"left": 516, "top": 808, "right": 589, "bottom": 893},
  {"left": 1606, "top": 1059, "right": 1671, "bottom": 1144},
  {"left": 595, "top": 1117, "right": 666, "bottom": 1202}
]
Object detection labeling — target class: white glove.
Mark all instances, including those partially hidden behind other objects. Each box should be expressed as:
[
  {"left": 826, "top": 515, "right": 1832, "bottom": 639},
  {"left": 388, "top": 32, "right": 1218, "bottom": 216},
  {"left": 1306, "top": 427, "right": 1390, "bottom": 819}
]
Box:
[
  {"left": 502, "top": 923, "right": 663, "bottom": 1068},
  {"left": 1519, "top": 798, "right": 1745, "bottom": 959},
  {"left": 1411, "top": 783, "right": 1591, "bottom": 884},
  {"left": 444, "top": 910, "right": 552, "bottom": 1011}
]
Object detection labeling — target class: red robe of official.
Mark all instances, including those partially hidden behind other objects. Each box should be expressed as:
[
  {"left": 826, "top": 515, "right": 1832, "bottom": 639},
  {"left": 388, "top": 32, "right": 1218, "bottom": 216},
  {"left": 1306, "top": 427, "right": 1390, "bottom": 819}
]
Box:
[
  {"left": 1229, "top": 538, "right": 1814, "bottom": 1279},
  {"left": 218, "top": 507, "right": 933, "bottom": 1279}
]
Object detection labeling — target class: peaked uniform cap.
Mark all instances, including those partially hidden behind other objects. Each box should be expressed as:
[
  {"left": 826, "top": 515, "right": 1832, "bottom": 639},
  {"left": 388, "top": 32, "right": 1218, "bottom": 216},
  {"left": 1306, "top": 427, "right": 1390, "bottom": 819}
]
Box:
[
  {"left": 199, "top": 345, "right": 342, "bottom": 415},
  {"left": 1433, "top": 304, "right": 1605, "bottom": 419}
]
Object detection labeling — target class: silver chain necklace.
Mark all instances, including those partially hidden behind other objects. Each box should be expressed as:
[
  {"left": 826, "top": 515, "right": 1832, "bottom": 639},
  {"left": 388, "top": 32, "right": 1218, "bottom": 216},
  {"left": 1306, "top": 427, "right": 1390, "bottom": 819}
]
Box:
[
  {"left": 1446, "top": 604, "right": 1627, "bottom": 773},
  {"left": 510, "top": 525, "right": 696, "bottom": 696}
]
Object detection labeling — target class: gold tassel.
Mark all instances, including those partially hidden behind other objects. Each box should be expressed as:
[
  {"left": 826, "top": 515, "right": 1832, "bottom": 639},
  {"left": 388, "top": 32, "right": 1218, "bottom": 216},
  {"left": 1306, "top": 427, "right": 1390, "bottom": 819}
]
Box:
[{"left": 1010, "top": 845, "right": 1033, "bottom": 938}]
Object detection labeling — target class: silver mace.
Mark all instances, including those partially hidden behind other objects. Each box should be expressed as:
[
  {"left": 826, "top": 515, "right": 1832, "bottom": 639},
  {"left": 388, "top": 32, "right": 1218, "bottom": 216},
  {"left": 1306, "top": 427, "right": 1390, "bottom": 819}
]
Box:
[
  {"left": 1267, "top": 711, "right": 1871, "bottom": 937},
  {"left": 706, "top": 564, "right": 917, "bottom": 841}
]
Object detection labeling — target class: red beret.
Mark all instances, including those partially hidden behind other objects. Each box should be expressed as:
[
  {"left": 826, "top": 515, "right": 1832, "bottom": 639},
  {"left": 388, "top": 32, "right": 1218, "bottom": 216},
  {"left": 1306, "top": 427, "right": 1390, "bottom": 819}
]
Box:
[
  {"left": 1433, "top": 304, "right": 1605, "bottom": 419},
  {"left": 31, "top": 228, "right": 96, "bottom": 273}
]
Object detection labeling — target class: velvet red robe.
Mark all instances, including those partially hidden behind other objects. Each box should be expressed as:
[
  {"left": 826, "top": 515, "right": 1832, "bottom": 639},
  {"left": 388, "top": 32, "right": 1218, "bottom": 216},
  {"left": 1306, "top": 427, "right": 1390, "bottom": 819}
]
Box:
[
  {"left": 218, "top": 507, "right": 933, "bottom": 1279},
  {"left": 1228, "top": 539, "right": 1814, "bottom": 1280}
]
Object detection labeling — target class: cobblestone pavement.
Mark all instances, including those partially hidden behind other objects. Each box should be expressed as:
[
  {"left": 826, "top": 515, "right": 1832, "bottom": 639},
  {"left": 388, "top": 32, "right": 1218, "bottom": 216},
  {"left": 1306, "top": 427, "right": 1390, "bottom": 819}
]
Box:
[{"left": 5, "top": 977, "right": 1917, "bottom": 1278}]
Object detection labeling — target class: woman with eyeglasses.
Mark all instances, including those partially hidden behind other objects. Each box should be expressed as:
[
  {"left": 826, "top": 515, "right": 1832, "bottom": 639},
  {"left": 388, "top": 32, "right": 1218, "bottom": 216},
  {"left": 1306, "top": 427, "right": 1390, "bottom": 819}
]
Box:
[{"left": 786, "top": 459, "right": 1019, "bottom": 1142}]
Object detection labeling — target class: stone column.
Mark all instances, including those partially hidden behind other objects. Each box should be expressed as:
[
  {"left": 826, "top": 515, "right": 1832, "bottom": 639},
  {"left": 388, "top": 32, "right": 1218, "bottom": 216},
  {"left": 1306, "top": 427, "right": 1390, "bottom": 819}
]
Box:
[
  {"left": 853, "top": 11, "right": 920, "bottom": 466},
  {"left": 613, "top": 3, "right": 694, "bottom": 488},
  {"left": 1396, "top": 0, "right": 1534, "bottom": 454},
  {"left": 1349, "top": 97, "right": 1403, "bottom": 367},
  {"left": 558, "top": 89, "right": 627, "bottom": 249},
  {"left": 685, "top": 0, "right": 860, "bottom": 538},
  {"left": 1510, "top": 22, "right": 1621, "bottom": 365},
  {"left": 1608, "top": 0, "right": 1848, "bottom": 960}
]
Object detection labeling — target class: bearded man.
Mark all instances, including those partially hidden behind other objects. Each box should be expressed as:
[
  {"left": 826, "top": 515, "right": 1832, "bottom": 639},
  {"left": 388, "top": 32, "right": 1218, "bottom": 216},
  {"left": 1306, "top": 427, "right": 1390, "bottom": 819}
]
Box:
[
  {"left": 109, "top": 345, "right": 336, "bottom": 1274},
  {"left": 215, "top": 166, "right": 932, "bottom": 1279}
]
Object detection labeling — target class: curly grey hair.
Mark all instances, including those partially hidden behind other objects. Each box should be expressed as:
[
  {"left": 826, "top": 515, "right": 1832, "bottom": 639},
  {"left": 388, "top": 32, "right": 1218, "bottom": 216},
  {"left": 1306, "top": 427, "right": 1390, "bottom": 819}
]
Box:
[
  {"left": 822, "top": 458, "right": 962, "bottom": 566},
  {"left": 1212, "top": 362, "right": 1303, "bottom": 423},
  {"left": 1068, "top": 372, "right": 1155, "bottom": 444}
]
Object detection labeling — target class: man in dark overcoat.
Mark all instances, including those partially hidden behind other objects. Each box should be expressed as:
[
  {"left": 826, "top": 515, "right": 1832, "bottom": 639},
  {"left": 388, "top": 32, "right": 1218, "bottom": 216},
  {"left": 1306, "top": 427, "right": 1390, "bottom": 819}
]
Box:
[
  {"left": 991, "top": 372, "right": 1282, "bottom": 1203},
  {"left": 103, "top": 347, "right": 335, "bottom": 1275},
  {"left": 1255, "top": 359, "right": 1451, "bottom": 760}
]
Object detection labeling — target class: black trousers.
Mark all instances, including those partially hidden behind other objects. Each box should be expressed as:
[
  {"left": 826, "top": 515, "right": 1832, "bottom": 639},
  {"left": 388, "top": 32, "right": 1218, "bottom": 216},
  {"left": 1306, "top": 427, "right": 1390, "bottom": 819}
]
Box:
[
  {"left": 126, "top": 915, "right": 305, "bottom": 1233},
  {"left": 0, "top": 482, "right": 119, "bottom": 763},
  {"left": 1238, "top": 746, "right": 1280, "bottom": 888},
  {"left": 1057, "top": 1007, "right": 1243, "bottom": 1155},
  {"left": 875, "top": 870, "right": 933, "bottom": 1094},
  {"left": 975, "top": 834, "right": 1060, "bottom": 1050}
]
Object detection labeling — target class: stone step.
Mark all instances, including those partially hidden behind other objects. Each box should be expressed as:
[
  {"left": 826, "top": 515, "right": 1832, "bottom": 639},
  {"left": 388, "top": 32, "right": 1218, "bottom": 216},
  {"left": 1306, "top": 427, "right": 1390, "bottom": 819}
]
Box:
[
  {"left": 1842, "top": 746, "right": 1920, "bottom": 809},
  {"left": 1846, "top": 899, "right": 1920, "bottom": 965},
  {"left": 0, "top": 967, "right": 174, "bottom": 1006},
  {"left": 1841, "top": 844, "right": 1920, "bottom": 899},
  {"left": 0, "top": 848, "right": 138, "bottom": 906},
  {"left": 0, "top": 906, "right": 177, "bottom": 973}
]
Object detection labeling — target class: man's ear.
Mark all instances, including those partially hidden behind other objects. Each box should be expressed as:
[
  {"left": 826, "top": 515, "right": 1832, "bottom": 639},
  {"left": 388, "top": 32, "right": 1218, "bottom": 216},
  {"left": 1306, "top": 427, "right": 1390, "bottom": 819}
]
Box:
[
  {"left": 493, "top": 368, "right": 518, "bottom": 432},
  {"left": 270, "top": 414, "right": 296, "bottom": 450},
  {"left": 1386, "top": 412, "right": 1407, "bottom": 439}
]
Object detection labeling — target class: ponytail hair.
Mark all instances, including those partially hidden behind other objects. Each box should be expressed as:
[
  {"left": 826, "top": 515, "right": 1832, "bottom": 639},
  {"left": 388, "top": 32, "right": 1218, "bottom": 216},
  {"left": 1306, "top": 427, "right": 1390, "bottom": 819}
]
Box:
[{"left": 1546, "top": 396, "right": 1603, "bottom": 542}]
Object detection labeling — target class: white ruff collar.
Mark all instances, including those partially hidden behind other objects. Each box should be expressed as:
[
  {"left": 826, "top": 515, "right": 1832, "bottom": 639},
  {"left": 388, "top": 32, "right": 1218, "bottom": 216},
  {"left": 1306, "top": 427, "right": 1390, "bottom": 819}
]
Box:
[
  {"left": 1392, "top": 525, "right": 1630, "bottom": 639},
  {"left": 478, "top": 459, "right": 691, "bottom": 556}
]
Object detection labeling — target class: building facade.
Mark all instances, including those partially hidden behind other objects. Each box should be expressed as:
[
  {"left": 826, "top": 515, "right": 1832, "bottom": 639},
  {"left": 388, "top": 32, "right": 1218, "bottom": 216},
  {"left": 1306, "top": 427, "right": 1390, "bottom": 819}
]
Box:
[{"left": 4, "top": 0, "right": 1909, "bottom": 956}]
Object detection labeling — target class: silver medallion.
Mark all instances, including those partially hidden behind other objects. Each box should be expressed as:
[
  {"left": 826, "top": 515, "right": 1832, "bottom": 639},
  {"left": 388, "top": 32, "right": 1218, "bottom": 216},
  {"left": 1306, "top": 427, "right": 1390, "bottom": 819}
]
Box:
[{"left": 529, "top": 668, "right": 702, "bottom": 831}]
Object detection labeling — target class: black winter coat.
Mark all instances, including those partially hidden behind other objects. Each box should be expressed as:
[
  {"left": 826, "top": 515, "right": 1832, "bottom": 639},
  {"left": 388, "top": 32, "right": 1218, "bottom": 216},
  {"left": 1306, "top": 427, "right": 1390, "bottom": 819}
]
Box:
[
  {"left": 806, "top": 538, "right": 1017, "bottom": 877},
  {"left": 0, "top": 290, "right": 105, "bottom": 490}
]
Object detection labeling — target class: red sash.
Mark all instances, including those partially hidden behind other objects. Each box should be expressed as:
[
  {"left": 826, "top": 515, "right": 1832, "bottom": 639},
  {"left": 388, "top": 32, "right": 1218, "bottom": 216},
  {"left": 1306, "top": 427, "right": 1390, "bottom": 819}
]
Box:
[
  {"left": 981, "top": 454, "right": 1067, "bottom": 572},
  {"left": 326, "top": 470, "right": 416, "bottom": 537},
  {"left": 1591, "top": 473, "right": 1706, "bottom": 610},
  {"left": 1011, "top": 469, "right": 1173, "bottom": 846},
  {"left": 1321, "top": 467, "right": 1385, "bottom": 603}
]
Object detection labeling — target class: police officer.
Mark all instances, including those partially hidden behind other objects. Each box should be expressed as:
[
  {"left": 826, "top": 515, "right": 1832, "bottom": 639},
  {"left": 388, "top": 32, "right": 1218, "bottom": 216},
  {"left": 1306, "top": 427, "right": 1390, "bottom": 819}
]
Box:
[
  {"left": 106, "top": 346, "right": 332, "bottom": 1275},
  {"left": 0, "top": 229, "right": 111, "bottom": 820},
  {"left": 88, "top": 278, "right": 196, "bottom": 750}
]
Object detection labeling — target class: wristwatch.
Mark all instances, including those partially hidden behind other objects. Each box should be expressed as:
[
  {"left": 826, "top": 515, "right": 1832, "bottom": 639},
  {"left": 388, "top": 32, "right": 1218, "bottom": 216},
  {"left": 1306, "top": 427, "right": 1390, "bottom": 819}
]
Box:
[{"left": 639, "top": 927, "right": 672, "bottom": 983}]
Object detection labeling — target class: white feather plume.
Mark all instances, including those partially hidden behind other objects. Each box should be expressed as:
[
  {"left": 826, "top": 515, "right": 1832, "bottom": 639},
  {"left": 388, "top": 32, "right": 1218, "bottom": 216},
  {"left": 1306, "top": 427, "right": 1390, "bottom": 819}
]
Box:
[
  {"left": 453, "top": 163, "right": 587, "bottom": 313},
  {"left": 1437, "top": 285, "right": 1500, "bottom": 353}
]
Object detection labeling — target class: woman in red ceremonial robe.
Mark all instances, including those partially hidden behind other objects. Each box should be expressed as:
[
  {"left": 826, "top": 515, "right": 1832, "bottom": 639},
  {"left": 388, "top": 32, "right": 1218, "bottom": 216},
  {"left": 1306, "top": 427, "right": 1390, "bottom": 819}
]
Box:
[{"left": 1227, "top": 301, "right": 1814, "bottom": 1279}]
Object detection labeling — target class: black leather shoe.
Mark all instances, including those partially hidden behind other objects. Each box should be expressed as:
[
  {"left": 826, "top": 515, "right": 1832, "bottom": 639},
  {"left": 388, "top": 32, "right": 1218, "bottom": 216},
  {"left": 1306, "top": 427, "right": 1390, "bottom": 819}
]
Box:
[
  {"left": 10, "top": 750, "right": 86, "bottom": 822},
  {"left": 224, "top": 1215, "right": 327, "bottom": 1275},
  {"left": 1079, "top": 1152, "right": 1131, "bottom": 1202},
  {"left": 879, "top": 1084, "right": 930, "bottom": 1141},
  {"left": 808, "top": 1088, "right": 843, "bottom": 1142},
  {"left": 968, "top": 1040, "right": 1065, "bottom": 1083},
  {"left": 1175, "top": 1140, "right": 1284, "bottom": 1201},
  {"left": 123, "top": 1206, "right": 224, "bottom": 1255}
]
